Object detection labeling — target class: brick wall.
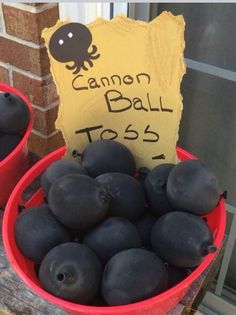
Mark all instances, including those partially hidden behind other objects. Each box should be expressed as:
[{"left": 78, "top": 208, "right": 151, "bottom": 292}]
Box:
[{"left": 0, "top": 3, "right": 65, "bottom": 157}]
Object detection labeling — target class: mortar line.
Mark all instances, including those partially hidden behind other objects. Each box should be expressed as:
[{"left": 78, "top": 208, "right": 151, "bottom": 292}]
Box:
[
  {"left": 3, "top": 3, "right": 58, "bottom": 14},
  {"left": 0, "top": 61, "right": 52, "bottom": 81}
]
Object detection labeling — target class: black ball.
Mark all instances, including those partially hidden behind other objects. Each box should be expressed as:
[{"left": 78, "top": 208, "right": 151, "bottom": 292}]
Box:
[
  {"left": 41, "top": 159, "right": 88, "bottom": 196},
  {"left": 135, "top": 213, "right": 156, "bottom": 249},
  {"left": 167, "top": 265, "right": 188, "bottom": 289},
  {"left": 0, "top": 134, "right": 22, "bottom": 161},
  {"left": 81, "top": 139, "right": 136, "bottom": 177},
  {"left": 96, "top": 172, "right": 146, "bottom": 221},
  {"left": 48, "top": 174, "right": 110, "bottom": 230},
  {"left": 167, "top": 160, "right": 221, "bottom": 215},
  {"left": 14, "top": 205, "right": 72, "bottom": 263},
  {"left": 91, "top": 294, "right": 107, "bottom": 306},
  {"left": 39, "top": 243, "right": 103, "bottom": 304},
  {"left": 102, "top": 248, "right": 168, "bottom": 306},
  {"left": 144, "top": 163, "right": 175, "bottom": 217},
  {"left": 0, "top": 92, "right": 30, "bottom": 134},
  {"left": 151, "top": 211, "right": 217, "bottom": 268},
  {"left": 136, "top": 167, "right": 150, "bottom": 187},
  {"left": 84, "top": 217, "right": 141, "bottom": 264}
]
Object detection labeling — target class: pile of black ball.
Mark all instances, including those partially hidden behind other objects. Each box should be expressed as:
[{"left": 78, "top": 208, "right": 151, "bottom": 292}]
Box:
[
  {"left": 14, "top": 139, "right": 221, "bottom": 306},
  {"left": 0, "top": 92, "right": 30, "bottom": 161}
]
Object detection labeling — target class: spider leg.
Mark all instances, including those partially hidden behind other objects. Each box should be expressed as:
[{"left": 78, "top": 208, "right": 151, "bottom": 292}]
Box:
[
  {"left": 72, "top": 64, "right": 82, "bottom": 74},
  {"left": 81, "top": 62, "right": 89, "bottom": 71},
  {"left": 66, "top": 62, "right": 77, "bottom": 70},
  {"left": 90, "top": 53, "right": 100, "bottom": 60},
  {"left": 86, "top": 58, "right": 93, "bottom": 68},
  {"left": 89, "top": 45, "right": 101, "bottom": 60},
  {"left": 89, "top": 45, "right": 98, "bottom": 55}
]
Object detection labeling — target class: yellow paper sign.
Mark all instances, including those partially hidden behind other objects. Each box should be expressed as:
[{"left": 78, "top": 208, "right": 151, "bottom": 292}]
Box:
[{"left": 42, "top": 12, "right": 185, "bottom": 168}]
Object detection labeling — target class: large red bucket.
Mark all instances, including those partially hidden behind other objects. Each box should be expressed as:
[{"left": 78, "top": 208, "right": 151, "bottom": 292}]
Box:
[
  {"left": 0, "top": 83, "right": 33, "bottom": 208},
  {"left": 3, "top": 146, "right": 226, "bottom": 315}
]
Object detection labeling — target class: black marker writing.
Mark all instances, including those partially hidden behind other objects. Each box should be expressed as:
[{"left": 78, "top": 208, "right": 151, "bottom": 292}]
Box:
[
  {"left": 124, "top": 124, "right": 139, "bottom": 140},
  {"left": 75, "top": 125, "right": 103, "bottom": 142},
  {"left": 104, "top": 89, "right": 174, "bottom": 113},
  {"left": 72, "top": 72, "right": 150, "bottom": 91},
  {"left": 159, "top": 96, "right": 173, "bottom": 112},
  {"left": 143, "top": 125, "right": 159, "bottom": 142},
  {"left": 104, "top": 89, "right": 132, "bottom": 113},
  {"left": 100, "top": 129, "right": 118, "bottom": 140},
  {"left": 75, "top": 124, "right": 160, "bottom": 144},
  {"left": 152, "top": 154, "right": 166, "bottom": 160}
]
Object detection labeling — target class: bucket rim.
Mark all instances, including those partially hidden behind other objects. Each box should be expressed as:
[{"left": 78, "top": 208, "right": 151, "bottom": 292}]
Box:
[
  {"left": 0, "top": 82, "right": 33, "bottom": 168},
  {"left": 2, "top": 146, "right": 226, "bottom": 313}
]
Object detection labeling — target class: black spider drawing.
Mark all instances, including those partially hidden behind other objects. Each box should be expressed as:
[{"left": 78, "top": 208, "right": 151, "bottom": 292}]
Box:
[{"left": 49, "top": 23, "right": 100, "bottom": 74}]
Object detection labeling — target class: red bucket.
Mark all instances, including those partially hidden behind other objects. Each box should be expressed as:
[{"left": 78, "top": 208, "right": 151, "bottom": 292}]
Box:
[
  {"left": 3, "top": 146, "right": 226, "bottom": 315},
  {"left": 0, "top": 83, "right": 33, "bottom": 208}
]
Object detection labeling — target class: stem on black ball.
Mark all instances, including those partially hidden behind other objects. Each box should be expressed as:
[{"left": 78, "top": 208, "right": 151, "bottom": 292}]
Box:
[
  {"left": 207, "top": 245, "right": 217, "bottom": 253},
  {"left": 202, "top": 243, "right": 217, "bottom": 255},
  {"left": 72, "top": 150, "right": 82, "bottom": 158},
  {"left": 57, "top": 271, "right": 73, "bottom": 283}
]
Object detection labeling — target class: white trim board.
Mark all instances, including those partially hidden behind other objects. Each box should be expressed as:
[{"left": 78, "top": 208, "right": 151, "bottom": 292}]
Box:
[
  {"left": 202, "top": 291, "right": 236, "bottom": 315},
  {"left": 185, "top": 58, "right": 236, "bottom": 82}
]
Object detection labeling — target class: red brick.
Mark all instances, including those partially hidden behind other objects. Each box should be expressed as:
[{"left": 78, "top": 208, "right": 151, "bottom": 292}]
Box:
[
  {"left": 0, "top": 66, "right": 9, "bottom": 84},
  {"left": 29, "top": 130, "right": 65, "bottom": 157},
  {"left": 0, "top": 37, "right": 50, "bottom": 76},
  {"left": 33, "top": 105, "right": 59, "bottom": 135},
  {"left": 3, "top": 5, "right": 59, "bottom": 44},
  {"left": 13, "top": 71, "right": 59, "bottom": 107}
]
